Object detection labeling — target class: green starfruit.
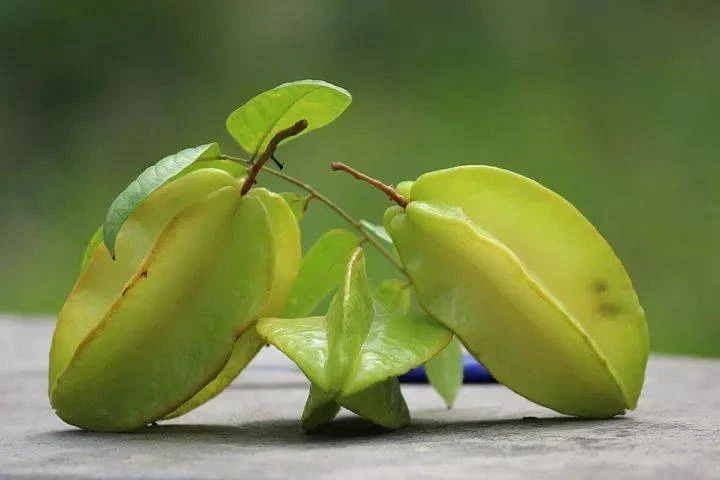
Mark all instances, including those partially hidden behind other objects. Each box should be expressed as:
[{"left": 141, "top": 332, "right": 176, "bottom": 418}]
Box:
[
  {"left": 49, "top": 167, "right": 300, "bottom": 431},
  {"left": 257, "top": 248, "right": 452, "bottom": 430},
  {"left": 163, "top": 187, "right": 301, "bottom": 419},
  {"left": 384, "top": 166, "right": 649, "bottom": 418}
]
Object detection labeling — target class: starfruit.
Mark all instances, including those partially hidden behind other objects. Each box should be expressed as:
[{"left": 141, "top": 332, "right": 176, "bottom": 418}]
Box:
[
  {"left": 257, "top": 248, "right": 452, "bottom": 430},
  {"left": 384, "top": 166, "right": 649, "bottom": 418},
  {"left": 49, "top": 167, "right": 300, "bottom": 431}
]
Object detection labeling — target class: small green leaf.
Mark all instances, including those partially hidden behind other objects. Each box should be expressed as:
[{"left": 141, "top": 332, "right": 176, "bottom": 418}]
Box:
[
  {"left": 281, "top": 229, "right": 359, "bottom": 318},
  {"left": 79, "top": 225, "right": 104, "bottom": 274},
  {"left": 280, "top": 192, "right": 313, "bottom": 222},
  {"left": 425, "top": 336, "right": 464, "bottom": 408},
  {"left": 103, "top": 143, "right": 221, "bottom": 257},
  {"left": 226, "top": 80, "right": 351, "bottom": 158},
  {"left": 360, "top": 220, "right": 392, "bottom": 244}
]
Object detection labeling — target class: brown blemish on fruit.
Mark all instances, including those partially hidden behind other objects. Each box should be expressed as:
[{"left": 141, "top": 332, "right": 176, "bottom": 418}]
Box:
[
  {"left": 593, "top": 280, "right": 608, "bottom": 294},
  {"left": 599, "top": 301, "right": 621, "bottom": 317},
  {"left": 121, "top": 270, "right": 149, "bottom": 298}
]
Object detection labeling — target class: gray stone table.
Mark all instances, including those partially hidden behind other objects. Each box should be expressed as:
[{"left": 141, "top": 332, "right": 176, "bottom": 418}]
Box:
[{"left": 1, "top": 317, "right": 718, "bottom": 479}]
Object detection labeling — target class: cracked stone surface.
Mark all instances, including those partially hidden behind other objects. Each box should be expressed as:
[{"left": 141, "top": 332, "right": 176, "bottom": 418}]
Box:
[{"left": 0, "top": 317, "right": 718, "bottom": 479}]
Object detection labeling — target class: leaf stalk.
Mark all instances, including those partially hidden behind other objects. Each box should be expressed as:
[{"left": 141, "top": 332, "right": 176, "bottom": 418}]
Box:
[
  {"left": 240, "top": 120, "right": 308, "bottom": 195},
  {"left": 329, "top": 162, "right": 408, "bottom": 208}
]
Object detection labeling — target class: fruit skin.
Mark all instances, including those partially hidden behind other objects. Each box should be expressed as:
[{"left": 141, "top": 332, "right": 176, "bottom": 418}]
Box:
[
  {"left": 384, "top": 166, "right": 649, "bottom": 418},
  {"left": 49, "top": 168, "right": 300, "bottom": 431},
  {"left": 164, "top": 187, "right": 301, "bottom": 419}
]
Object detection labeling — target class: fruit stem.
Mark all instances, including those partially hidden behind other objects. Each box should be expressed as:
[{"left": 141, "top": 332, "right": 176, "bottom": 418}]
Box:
[
  {"left": 239, "top": 120, "right": 308, "bottom": 196},
  {"left": 219, "top": 155, "right": 408, "bottom": 277},
  {"left": 329, "top": 162, "right": 408, "bottom": 208}
]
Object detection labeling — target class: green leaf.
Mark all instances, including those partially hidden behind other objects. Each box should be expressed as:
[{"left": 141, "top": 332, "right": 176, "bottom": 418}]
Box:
[
  {"left": 360, "top": 220, "right": 392, "bottom": 244},
  {"left": 103, "top": 143, "right": 221, "bottom": 257},
  {"left": 280, "top": 192, "right": 312, "bottom": 222},
  {"left": 425, "top": 336, "right": 464, "bottom": 408},
  {"left": 258, "top": 247, "right": 451, "bottom": 431},
  {"left": 226, "top": 80, "right": 351, "bottom": 158},
  {"left": 79, "top": 225, "right": 104, "bottom": 274},
  {"left": 281, "top": 229, "right": 359, "bottom": 318}
]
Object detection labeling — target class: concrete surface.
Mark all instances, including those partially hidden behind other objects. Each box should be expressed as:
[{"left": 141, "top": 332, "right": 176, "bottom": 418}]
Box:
[{"left": 0, "top": 316, "right": 718, "bottom": 479}]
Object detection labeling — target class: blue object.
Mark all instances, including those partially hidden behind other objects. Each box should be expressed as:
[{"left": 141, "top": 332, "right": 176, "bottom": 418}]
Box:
[{"left": 399, "top": 353, "right": 495, "bottom": 384}]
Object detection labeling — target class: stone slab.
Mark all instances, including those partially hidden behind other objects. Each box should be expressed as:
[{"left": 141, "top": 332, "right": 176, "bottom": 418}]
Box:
[{"left": 0, "top": 317, "right": 718, "bottom": 479}]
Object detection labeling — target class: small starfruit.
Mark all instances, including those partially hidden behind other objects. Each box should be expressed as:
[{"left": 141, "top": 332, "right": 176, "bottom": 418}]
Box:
[
  {"left": 49, "top": 167, "right": 300, "bottom": 431},
  {"left": 384, "top": 166, "right": 649, "bottom": 418},
  {"left": 257, "top": 248, "right": 452, "bottom": 430}
]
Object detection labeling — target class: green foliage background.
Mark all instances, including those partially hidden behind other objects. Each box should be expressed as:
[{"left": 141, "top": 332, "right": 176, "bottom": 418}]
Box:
[{"left": 1, "top": 2, "right": 718, "bottom": 356}]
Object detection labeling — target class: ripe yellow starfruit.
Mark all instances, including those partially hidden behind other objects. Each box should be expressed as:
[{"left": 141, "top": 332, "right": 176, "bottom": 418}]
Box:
[
  {"left": 384, "top": 166, "right": 649, "bottom": 418},
  {"left": 49, "top": 168, "right": 300, "bottom": 431}
]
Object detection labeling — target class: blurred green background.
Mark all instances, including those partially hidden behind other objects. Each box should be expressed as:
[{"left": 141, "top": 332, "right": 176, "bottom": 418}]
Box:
[{"left": 1, "top": 2, "right": 718, "bottom": 356}]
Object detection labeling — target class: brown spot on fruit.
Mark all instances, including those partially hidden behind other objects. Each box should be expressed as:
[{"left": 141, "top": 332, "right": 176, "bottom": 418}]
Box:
[
  {"left": 593, "top": 280, "right": 609, "bottom": 294},
  {"left": 599, "top": 302, "right": 621, "bottom": 317},
  {"left": 140, "top": 270, "right": 148, "bottom": 278}
]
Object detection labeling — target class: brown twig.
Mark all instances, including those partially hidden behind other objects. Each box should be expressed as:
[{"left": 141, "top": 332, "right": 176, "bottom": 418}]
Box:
[
  {"left": 240, "top": 119, "right": 308, "bottom": 195},
  {"left": 329, "top": 162, "right": 408, "bottom": 208},
  {"left": 218, "top": 154, "right": 408, "bottom": 276}
]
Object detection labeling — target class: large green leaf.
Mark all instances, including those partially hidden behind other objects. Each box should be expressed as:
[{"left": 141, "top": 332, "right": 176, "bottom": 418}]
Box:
[
  {"left": 257, "top": 247, "right": 450, "bottom": 431},
  {"left": 281, "top": 229, "right": 359, "bottom": 318},
  {"left": 425, "top": 336, "right": 464, "bottom": 408},
  {"left": 226, "top": 80, "right": 351, "bottom": 158},
  {"left": 103, "top": 143, "right": 221, "bottom": 257}
]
